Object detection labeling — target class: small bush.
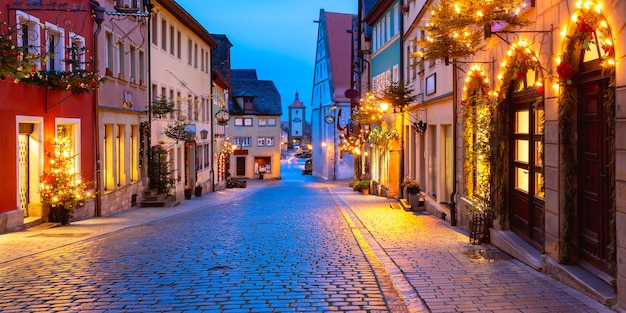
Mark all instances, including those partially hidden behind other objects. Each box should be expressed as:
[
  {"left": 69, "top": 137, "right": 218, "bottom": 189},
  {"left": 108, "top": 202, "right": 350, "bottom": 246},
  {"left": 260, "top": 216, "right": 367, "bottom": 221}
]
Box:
[{"left": 401, "top": 178, "right": 421, "bottom": 195}]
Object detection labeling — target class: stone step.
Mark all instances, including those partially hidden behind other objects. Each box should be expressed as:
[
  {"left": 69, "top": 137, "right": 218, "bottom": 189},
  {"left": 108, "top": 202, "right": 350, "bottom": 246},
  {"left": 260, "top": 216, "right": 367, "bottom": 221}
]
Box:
[
  {"left": 399, "top": 198, "right": 412, "bottom": 211},
  {"left": 140, "top": 194, "right": 175, "bottom": 208},
  {"left": 390, "top": 202, "right": 403, "bottom": 210}
]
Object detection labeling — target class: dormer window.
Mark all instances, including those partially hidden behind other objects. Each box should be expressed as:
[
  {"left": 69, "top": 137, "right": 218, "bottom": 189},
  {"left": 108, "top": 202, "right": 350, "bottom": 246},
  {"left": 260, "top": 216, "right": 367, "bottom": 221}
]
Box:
[{"left": 244, "top": 96, "right": 254, "bottom": 113}]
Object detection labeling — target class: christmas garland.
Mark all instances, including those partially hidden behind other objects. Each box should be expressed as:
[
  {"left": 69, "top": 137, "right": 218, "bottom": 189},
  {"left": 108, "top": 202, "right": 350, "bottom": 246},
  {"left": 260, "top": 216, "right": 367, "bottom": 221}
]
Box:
[
  {"left": 492, "top": 41, "right": 544, "bottom": 226},
  {"left": 461, "top": 66, "right": 493, "bottom": 214},
  {"left": 556, "top": 3, "right": 616, "bottom": 266}
]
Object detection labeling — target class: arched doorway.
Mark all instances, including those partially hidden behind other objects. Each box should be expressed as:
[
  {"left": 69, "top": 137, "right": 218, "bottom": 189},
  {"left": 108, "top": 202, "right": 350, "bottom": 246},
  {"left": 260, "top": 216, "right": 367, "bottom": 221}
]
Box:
[
  {"left": 493, "top": 41, "right": 545, "bottom": 250},
  {"left": 556, "top": 1, "right": 616, "bottom": 279}
]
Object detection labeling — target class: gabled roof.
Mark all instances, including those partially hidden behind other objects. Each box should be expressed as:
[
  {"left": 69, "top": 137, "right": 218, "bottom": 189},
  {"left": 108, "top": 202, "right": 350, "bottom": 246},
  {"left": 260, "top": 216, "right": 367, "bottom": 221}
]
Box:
[
  {"left": 288, "top": 92, "right": 306, "bottom": 109},
  {"left": 229, "top": 69, "right": 282, "bottom": 116},
  {"left": 322, "top": 11, "right": 356, "bottom": 103},
  {"left": 364, "top": 0, "right": 396, "bottom": 25},
  {"left": 232, "top": 69, "right": 258, "bottom": 80},
  {"left": 155, "top": 0, "right": 216, "bottom": 47},
  {"left": 362, "top": 0, "right": 378, "bottom": 40}
]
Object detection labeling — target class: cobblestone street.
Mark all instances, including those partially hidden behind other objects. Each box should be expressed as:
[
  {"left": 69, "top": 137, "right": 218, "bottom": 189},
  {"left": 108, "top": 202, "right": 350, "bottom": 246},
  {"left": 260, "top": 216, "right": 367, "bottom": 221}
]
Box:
[{"left": 0, "top": 156, "right": 616, "bottom": 312}]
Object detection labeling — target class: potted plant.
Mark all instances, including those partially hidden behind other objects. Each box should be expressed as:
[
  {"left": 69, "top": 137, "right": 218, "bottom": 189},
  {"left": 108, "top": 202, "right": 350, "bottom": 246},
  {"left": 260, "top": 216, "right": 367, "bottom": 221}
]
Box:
[
  {"left": 401, "top": 178, "right": 421, "bottom": 195},
  {"left": 401, "top": 178, "right": 422, "bottom": 208},
  {"left": 359, "top": 180, "right": 371, "bottom": 195}
]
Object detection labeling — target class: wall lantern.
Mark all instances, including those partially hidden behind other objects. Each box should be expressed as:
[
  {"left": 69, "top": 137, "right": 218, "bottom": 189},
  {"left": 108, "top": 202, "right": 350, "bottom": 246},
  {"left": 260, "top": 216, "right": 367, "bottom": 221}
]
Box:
[{"left": 200, "top": 129, "right": 209, "bottom": 139}]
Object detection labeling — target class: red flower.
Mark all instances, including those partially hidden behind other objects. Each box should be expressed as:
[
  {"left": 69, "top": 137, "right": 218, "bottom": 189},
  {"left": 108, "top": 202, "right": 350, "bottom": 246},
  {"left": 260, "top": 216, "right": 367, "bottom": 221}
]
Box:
[
  {"left": 536, "top": 86, "right": 544, "bottom": 96},
  {"left": 556, "top": 62, "right": 574, "bottom": 80},
  {"left": 577, "top": 16, "right": 594, "bottom": 33},
  {"left": 601, "top": 43, "right": 614, "bottom": 56}
]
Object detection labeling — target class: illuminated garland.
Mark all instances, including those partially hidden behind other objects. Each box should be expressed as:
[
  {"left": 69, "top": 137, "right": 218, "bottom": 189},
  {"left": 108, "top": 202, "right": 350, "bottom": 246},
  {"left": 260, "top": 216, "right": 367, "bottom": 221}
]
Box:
[
  {"left": 0, "top": 21, "right": 39, "bottom": 80},
  {"left": 556, "top": 0, "right": 616, "bottom": 265},
  {"left": 554, "top": 0, "right": 615, "bottom": 87},
  {"left": 339, "top": 134, "right": 363, "bottom": 155},
  {"left": 461, "top": 65, "right": 494, "bottom": 213},
  {"left": 0, "top": 21, "right": 101, "bottom": 94},
  {"left": 353, "top": 92, "right": 386, "bottom": 125},
  {"left": 490, "top": 40, "right": 544, "bottom": 224},
  {"left": 367, "top": 127, "right": 399, "bottom": 149}
]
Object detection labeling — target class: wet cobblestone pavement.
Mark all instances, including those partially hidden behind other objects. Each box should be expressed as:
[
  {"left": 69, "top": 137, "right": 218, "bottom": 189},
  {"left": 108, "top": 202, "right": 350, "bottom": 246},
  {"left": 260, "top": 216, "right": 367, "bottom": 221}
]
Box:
[{"left": 0, "top": 156, "right": 616, "bottom": 312}]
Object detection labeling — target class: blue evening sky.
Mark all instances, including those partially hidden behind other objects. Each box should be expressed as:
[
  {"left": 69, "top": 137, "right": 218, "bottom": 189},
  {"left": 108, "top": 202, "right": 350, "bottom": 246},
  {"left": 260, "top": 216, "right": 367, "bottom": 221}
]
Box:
[{"left": 176, "top": 0, "right": 358, "bottom": 122}]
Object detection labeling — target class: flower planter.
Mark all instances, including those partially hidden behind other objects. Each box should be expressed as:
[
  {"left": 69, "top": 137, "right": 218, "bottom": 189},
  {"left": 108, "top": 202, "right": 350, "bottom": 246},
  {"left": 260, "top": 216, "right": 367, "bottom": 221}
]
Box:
[
  {"left": 49, "top": 205, "right": 71, "bottom": 225},
  {"left": 194, "top": 186, "right": 202, "bottom": 197},
  {"left": 184, "top": 188, "right": 192, "bottom": 199}
]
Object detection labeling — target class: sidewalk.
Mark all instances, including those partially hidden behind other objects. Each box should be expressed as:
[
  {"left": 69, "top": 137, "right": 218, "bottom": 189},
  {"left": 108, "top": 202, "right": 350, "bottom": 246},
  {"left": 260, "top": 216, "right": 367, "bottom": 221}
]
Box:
[
  {"left": 327, "top": 180, "right": 615, "bottom": 313},
  {"left": 0, "top": 180, "right": 268, "bottom": 267}
]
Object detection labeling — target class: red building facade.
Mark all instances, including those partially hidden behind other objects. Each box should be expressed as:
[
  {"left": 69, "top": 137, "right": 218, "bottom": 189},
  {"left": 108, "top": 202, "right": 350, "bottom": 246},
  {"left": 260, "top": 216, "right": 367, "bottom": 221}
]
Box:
[{"left": 0, "top": 0, "right": 98, "bottom": 231}]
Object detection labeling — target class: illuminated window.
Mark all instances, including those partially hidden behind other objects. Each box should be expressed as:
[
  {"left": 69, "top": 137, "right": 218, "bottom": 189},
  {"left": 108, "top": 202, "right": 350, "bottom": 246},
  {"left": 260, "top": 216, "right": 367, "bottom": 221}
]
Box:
[
  {"left": 116, "top": 125, "right": 126, "bottom": 186},
  {"left": 56, "top": 121, "right": 79, "bottom": 169},
  {"left": 130, "top": 125, "right": 138, "bottom": 181},
  {"left": 104, "top": 124, "right": 114, "bottom": 190}
]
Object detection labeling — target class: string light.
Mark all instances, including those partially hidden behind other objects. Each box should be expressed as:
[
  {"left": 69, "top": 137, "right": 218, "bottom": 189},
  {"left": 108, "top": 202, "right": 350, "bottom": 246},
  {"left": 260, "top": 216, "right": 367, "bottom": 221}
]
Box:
[{"left": 556, "top": 0, "right": 615, "bottom": 86}]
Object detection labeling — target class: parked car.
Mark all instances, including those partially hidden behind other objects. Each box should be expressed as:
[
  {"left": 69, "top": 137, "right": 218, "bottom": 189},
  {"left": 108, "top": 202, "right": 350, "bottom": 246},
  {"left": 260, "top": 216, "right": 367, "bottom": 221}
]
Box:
[{"left": 302, "top": 158, "right": 312, "bottom": 175}]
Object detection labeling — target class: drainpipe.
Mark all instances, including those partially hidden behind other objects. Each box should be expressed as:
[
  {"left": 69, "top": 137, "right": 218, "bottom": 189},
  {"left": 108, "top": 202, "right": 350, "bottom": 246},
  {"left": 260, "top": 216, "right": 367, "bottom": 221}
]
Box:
[
  {"left": 399, "top": 0, "right": 405, "bottom": 199},
  {"left": 210, "top": 88, "right": 214, "bottom": 192},
  {"left": 91, "top": 5, "right": 105, "bottom": 217},
  {"left": 450, "top": 59, "right": 458, "bottom": 226},
  {"left": 145, "top": 0, "right": 154, "bottom": 187}
]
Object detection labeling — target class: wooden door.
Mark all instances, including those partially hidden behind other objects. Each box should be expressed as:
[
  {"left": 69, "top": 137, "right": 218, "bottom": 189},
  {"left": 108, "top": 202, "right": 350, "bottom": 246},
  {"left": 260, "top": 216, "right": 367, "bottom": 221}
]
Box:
[
  {"left": 577, "top": 64, "right": 612, "bottom": 275},
  {"left": 509, "top": 90, "right": 544, "bottom": 250},
  {"left": 236, "top": 157, "right": 246, "bottom": 176}
]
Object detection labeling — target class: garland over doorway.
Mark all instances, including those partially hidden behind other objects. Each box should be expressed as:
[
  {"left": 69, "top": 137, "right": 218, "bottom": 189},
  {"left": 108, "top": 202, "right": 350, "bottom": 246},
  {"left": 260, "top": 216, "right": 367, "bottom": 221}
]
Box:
[{"left": 555, "top": 0, "right": 616, "bottom": 266}]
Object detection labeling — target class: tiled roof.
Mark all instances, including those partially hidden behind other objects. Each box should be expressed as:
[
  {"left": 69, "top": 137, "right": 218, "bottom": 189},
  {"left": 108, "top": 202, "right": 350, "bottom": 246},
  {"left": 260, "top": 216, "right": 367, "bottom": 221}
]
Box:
[
  {"left": 232, "top": 69, "right": 258, "bottom": 80},
  {"left": 229, "top": 70, "right": 282, "bottom": 116},
  {"left": 210, "top": 34, "right": 232, "bottom": 88},
  {"left": 288, "top": 91, "right": 306, "bottom": 109},
  {"left": 362, "top": 0, "right": 377, "bottom": 40}
]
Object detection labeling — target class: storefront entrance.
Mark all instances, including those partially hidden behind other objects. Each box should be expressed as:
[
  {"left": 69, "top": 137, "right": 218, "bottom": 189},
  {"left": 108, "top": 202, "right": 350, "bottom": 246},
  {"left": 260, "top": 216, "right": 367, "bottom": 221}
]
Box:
[
  {"left": 509, "top": 89, "right": 544, "bottom": 250},
  {"left": 576, "top": 59, "right": 613, "bottom": 277}
]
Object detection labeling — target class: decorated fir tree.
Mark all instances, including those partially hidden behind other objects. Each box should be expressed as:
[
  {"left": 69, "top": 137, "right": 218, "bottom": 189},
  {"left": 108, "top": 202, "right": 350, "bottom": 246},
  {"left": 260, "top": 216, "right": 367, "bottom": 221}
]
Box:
[
  {"left": 39, "top": 136, "right": 94, "bottom": 224},
  {"left": 413, "top": 0, "right": 530, "bottom": 64}
]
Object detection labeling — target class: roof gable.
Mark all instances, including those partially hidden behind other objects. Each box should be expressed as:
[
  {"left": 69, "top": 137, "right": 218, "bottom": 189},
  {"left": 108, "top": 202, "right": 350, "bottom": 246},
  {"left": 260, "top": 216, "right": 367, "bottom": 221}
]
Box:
[
  {"left": 229, "top": 71, "right": 282, "bottom": 116},
  {"left": 322, "top": 11, "right": 356, "bottom": 103}
]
